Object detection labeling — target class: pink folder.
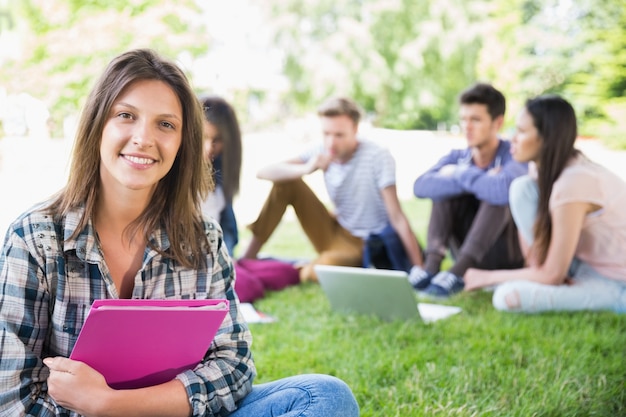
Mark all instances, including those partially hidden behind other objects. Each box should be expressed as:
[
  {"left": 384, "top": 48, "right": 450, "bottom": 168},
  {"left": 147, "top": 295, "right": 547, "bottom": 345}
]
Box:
[{"left": 69, "top": 298, "right": 229, "bottom": 389}]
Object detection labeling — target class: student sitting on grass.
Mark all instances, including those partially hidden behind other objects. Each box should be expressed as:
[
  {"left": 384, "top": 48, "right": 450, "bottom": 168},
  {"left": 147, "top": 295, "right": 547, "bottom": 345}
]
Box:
[
  {"left": 464, "top": 95, "right": 626, "bottom": 313},
  {"left": 199, "top": 95, "right": 242, "bottom": 256},
  {"left": 199, "top": 95, "right": 300, "bottom": 303},
  {"left": 411, "top": 83, "right": 527, "bottom": 298},
  {"left": 0, "top": 48, "right": 359, "bottom": 417},
  {"left": 241, "top": 97, "right": 424, "bottom": 282}
]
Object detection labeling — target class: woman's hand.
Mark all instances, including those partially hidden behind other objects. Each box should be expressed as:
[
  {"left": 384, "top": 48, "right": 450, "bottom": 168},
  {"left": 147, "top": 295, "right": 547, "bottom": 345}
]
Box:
[{"left": 44, "top": 356, "right": 113, "bottom": 416}]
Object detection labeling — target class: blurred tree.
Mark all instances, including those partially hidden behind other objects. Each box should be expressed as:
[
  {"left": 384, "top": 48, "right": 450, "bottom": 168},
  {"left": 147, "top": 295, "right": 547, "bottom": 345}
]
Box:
[
  {"left": 0, "top": 0, "right": 207, "bottom": 138},
  {"left": 263, "top": 0, "right": 485, "bottom": 129},
  {"left": 265, "top": 0, "right": 626, "bottom": 139},
  {"left": 569, "top": 0, "right": 626, "bottom": 142},
  {"left": 481, "top": 0, "right": 626, "bottom": 141},
  {"left": 3, "top": 0, "right": 625, "bottom": 143},
  {"left": 476, "top": 0, "right": 578, "bottom": 127},
  {"left": 0, "top": 7, "right": 14, "bottom": 35}
]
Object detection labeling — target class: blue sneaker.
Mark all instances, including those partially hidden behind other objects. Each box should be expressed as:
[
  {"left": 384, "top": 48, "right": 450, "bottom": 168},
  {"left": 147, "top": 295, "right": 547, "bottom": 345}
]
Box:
[
  {"left": 421, "top": 271, "right": 464, "bottom": 298},
  {"left": 408, "top": 265, "right": 434, "bottom": 291}
]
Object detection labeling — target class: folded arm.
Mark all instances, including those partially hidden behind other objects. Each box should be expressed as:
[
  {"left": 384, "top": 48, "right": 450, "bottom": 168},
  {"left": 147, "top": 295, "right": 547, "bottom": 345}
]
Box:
[
  {"left": 455, "top": 158, "right": 527, "bottom": 205},
  {"left": 413, "top": 151, "right": 467, "bottom": 200}
]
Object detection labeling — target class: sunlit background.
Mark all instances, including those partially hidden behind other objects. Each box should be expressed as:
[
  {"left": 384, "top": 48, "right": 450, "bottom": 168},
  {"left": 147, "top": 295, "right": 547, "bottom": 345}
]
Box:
[
  {"left": 2, "top": 0, "right": 626, "bottom": 136},
  {"left": 1, "top": 0, "right": 625, "bottom": 234}
]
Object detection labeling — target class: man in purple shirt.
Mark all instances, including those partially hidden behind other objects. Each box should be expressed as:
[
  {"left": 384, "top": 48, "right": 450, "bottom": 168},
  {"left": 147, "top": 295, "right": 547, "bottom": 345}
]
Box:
[{"left": 411, "top": 83, "right": 527, "bottom": 298}]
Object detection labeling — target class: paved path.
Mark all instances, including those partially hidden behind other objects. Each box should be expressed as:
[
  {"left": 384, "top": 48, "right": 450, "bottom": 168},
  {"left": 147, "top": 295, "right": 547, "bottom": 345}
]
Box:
[{"left": 1, "top": 129, "right": 625, "bottom": 237}]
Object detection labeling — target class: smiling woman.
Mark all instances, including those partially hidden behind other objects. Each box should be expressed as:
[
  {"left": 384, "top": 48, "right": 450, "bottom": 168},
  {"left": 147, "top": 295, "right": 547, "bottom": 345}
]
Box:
[
  {"left": 99, "top": 79, "right": 183, "bottom": 201},
  {"left": 0, "top": 49, "right": 359, "bottom": 417},
  {"left": 97, "top": 78, "right": 185, "bottom": 299}
]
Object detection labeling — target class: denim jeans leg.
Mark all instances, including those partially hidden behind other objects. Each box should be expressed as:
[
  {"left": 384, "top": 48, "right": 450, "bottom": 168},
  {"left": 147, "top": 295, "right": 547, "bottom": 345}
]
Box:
[
  {"left": 228, "top": 374, "right": 360, "bottom": 417},
  {"left": 363, "top": 224, "right": 412, "bottom": 272}
]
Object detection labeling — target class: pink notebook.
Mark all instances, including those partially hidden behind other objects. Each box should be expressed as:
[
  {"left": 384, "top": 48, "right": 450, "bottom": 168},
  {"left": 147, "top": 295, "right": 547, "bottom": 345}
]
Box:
[{"left": 69, "top": 298, "right": 229, "bottom": 389}]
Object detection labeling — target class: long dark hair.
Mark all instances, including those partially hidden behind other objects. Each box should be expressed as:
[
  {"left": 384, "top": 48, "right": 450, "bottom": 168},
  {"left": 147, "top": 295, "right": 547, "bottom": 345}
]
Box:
[
  {"left": 526, "top": 95, "right": 579, "bottom": 264},
  {"left": 200, "top": 95, "right": 242, "bottom": 203},
  {"left": 47, "top": 49, "right": 211, "bottom": 268}
]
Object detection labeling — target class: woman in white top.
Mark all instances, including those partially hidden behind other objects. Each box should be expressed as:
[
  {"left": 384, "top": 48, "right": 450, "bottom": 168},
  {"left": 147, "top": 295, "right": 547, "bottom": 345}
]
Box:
[
  {"left": 199, "top": 95, "right": 242, "bottom": 256},
  {"left": 464, "top": 95, "right": 626, "bottom": 313}
]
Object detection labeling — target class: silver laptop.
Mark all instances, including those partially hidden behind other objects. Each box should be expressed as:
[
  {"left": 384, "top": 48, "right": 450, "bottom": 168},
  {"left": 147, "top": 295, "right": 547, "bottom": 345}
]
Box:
[{"left": 314, "top": 265, "right": 423, "bottom": 321}]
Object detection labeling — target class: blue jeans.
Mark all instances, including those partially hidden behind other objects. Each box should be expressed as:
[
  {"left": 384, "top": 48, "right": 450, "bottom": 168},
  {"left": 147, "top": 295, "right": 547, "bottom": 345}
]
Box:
[
  {"left": 219, "top": 203, "right": 239, "bottom": 256},
  {"left": 228, "top": 374, "right": 360, "bottom": 417},
  {"left": 494, "top": 176, "right": 626, "bottom": 313},
  {"left": 363, "top": 224, "right": 413, "bottom": 272}
]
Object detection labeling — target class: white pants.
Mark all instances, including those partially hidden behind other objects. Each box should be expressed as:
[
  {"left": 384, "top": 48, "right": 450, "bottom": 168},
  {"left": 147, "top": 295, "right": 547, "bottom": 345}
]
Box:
[{"left": 493, "top": 176, "right": 626, "bottom": 313}]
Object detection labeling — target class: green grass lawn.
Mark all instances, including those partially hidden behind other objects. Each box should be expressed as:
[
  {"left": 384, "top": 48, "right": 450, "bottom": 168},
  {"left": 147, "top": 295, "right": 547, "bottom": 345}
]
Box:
[{"left": 237, "top": 199, "right": 626, "bottom": 416}]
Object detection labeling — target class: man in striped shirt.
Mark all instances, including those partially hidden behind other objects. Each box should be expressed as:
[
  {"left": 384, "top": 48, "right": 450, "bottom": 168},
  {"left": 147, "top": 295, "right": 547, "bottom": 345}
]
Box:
[{"left": 241, "top": 97, "right": 424, "bottom": 283}]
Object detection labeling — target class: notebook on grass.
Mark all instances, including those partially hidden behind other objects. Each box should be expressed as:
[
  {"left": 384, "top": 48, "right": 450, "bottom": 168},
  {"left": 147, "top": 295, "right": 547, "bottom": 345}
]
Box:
[
  {"left": 70, "top": 298, "right": 229, "bottom": 389},
  {"left": 314, "top": 265, "right": 461, "bottom": 322}
]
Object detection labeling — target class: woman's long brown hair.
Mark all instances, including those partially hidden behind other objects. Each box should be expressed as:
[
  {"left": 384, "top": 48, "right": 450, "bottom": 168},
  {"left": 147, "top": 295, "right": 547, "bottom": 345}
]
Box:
[
  {"left": 46, "top": 49, "right": 212, "bottom": 269},
  {"left": 526, "top": 95, "right": 579, "bottom": 264},
  {"left": 200, "top": 95, "right": 242, "bottom": 203}
]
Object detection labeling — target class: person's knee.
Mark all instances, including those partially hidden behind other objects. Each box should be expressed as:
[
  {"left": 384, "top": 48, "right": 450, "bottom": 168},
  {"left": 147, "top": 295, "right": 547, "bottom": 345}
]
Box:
[
  {"left": 268, "top": 374, "right": 358, "bottom": 416},
  {"left": 493, "top": 284, "right": 522, "bottom": 311},
  {"left": 473, "top": 202, "right": 512, "bottom": 235},
  {"left": 271, "top": 178, "right": 305, "bottom": 197},
  {"left": 308, "top": 374, "right": 359, "bottom": 417},
  {"left": 508, "top": 176, "right": 538, "bottom": 241},
  {"left": 509, "top": 176, "right": 537, "bottom": 212}
]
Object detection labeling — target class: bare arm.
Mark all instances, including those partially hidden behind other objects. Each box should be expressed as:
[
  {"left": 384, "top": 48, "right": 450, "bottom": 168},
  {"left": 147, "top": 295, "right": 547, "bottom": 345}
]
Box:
[
  {"left": 464, "top": 202, "right": 590, "bottom": 290},
  {"left": 257, "top": 154, "right": 331, "bottom": 182},
  {"left": 45, "top": 357, "right": 192, "bottom": 417},
  {"left": 455, "top": 157, "right": 528, "bottom": 205},
  {"left": 517, "top": 229, "right": 539, "bottom": 268},
  {"left": 381, "top": 185, "right": 424, "bottom": 266}
]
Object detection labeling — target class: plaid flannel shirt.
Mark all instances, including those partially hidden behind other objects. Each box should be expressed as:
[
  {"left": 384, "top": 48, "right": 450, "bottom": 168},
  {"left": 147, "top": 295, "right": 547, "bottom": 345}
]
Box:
[{"left": 0, "top": 203, "right": 255, "bottom": 416}]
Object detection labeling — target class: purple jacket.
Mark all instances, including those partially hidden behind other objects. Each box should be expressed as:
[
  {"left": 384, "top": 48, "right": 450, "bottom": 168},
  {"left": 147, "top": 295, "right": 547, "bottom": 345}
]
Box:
[{"left": 413, "top": 139, "right": 527, "bottom": 206}]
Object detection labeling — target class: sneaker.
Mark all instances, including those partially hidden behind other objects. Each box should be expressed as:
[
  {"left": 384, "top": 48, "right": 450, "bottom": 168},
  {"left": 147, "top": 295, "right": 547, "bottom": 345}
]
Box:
[
  {"left": 421, "top": 271, "right": 464, "bottom": 298},
  {"left": 408, "top": 265, "right": 434, "bottom": 291}
]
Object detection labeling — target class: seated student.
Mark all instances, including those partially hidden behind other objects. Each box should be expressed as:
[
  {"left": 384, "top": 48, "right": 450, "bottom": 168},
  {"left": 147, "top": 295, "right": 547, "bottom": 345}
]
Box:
[
  {"left": 241, "top": 97, "right": 424, "bottom": 282},
  {"left": 464, "top": 95, "right": 626, "bottom": 313},
  {"left": 411, "top": 83, "right": 527, "bottom": 298},
  {"left": 200, "top": 95, "right": 242, "bottom": 256},
  {"left": 199, "top": 95, "right": 300, "bottom": 303},
  {"left": 0, "top": 49, "right": 359, "bottom": 417}
]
